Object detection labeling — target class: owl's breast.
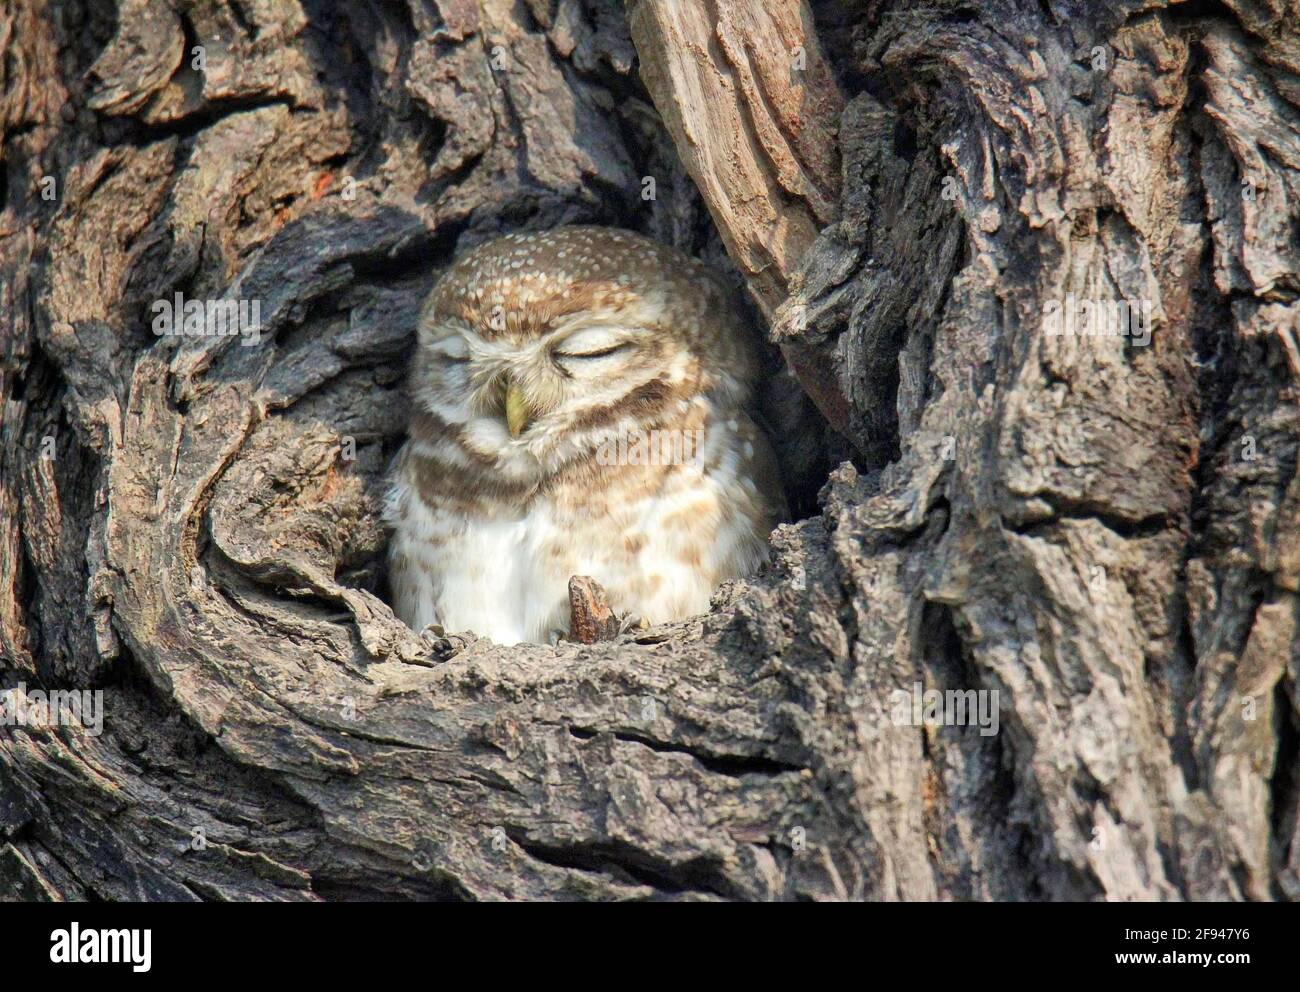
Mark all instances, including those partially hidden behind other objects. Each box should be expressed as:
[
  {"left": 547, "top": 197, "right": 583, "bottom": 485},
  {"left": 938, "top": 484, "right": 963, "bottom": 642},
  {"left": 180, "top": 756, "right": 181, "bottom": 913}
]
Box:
[
  {"left": 387, "top": 420, "right": 780, "bottom": 645},
  {"left": 434, "top": 507, "right": 563, "bottom": 645}
]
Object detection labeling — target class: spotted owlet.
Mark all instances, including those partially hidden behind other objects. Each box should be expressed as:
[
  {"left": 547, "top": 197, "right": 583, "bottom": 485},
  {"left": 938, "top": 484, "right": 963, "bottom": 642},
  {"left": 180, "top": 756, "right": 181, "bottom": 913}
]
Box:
[{"left": 385, "top": 226, "right": 786, "bottom": 645}]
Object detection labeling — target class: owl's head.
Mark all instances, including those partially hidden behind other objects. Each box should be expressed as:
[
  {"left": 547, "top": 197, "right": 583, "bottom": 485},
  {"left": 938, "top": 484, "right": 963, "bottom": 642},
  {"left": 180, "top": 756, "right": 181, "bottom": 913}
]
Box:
[{"left": 413, "top": 227, "right": 761, "bottom": 477}]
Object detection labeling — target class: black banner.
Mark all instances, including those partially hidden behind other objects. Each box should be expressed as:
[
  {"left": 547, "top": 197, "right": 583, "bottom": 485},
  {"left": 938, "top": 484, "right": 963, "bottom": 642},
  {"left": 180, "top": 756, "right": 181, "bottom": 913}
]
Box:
[{"left": 0, "top": 901, "right": 1282, "bottom": 980}]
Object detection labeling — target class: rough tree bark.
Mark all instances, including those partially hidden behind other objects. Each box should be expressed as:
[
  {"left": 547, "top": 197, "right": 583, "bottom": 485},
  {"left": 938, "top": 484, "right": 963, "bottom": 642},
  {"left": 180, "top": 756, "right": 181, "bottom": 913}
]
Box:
[{"left": 1, "top": 0, "right": 1298, "bottom": 901}]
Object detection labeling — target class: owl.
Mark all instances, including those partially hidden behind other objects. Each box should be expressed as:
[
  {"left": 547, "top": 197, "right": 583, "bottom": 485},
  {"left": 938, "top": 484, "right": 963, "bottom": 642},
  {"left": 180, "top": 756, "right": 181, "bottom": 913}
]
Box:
[{"left": 385, "top": 226, "right": 787, "bottom": 645}]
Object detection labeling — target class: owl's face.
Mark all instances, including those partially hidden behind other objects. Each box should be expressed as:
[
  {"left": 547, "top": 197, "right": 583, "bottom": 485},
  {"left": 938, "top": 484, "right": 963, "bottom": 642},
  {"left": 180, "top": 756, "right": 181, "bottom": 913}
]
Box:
[{"left": 412, "top": 227, "right": 758, "bottom": 479}]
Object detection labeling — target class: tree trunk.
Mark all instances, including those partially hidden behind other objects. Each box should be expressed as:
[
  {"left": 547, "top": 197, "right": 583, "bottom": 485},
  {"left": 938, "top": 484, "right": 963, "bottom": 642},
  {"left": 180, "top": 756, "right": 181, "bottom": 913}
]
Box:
[{"left": 1, "top": 0, "right": 1297, "bottom": 901}]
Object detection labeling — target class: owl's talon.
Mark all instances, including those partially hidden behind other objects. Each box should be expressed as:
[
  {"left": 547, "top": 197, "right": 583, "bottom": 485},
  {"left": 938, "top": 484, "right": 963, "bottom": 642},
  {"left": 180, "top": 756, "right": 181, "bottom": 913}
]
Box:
[
  {"left": 416, "top": 622, "right": 471, "bottom": 662},
  {"left": 617, "top": 614, "right": 650, "bottom": 636}
]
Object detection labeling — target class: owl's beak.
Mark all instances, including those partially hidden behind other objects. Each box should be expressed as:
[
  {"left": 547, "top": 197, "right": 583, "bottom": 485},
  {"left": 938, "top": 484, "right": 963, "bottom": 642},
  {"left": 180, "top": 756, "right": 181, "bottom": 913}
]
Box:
[{"left": 503, "top": 377, "right": 532, "bottom": 437}]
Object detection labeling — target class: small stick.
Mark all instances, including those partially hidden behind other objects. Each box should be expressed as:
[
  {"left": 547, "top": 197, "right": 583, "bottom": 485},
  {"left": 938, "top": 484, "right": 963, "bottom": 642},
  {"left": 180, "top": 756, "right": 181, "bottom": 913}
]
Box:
[{"left": 568, "top": 576, "right": 620, "bottom": 644}]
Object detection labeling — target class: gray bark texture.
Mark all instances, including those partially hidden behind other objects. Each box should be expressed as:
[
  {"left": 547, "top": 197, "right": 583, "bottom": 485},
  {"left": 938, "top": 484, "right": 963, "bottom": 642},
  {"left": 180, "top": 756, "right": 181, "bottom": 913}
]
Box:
[{"left": 1, "top": 0, "right": 1298, "bottom": 901}]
